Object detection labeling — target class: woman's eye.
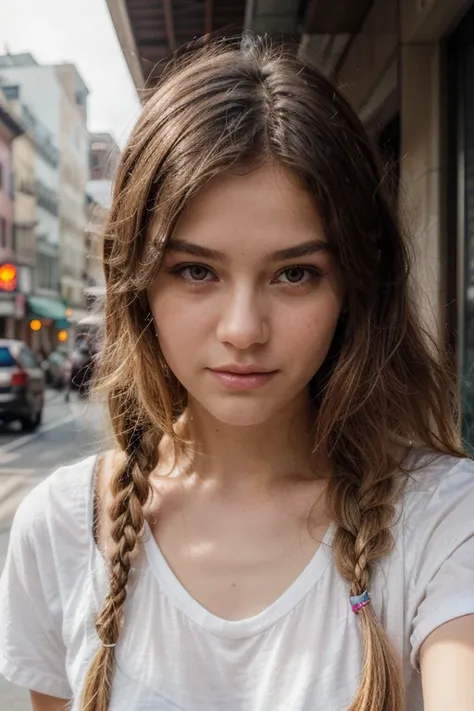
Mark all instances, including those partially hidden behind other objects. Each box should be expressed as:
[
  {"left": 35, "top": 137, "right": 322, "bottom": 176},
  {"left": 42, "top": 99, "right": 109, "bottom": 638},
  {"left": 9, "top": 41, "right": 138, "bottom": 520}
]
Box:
[
  {"left": 176, "top": 265, "right": 215, "bottom": 282},
  {"left": 275, "top": 266, "right": 320, "bottom": 285}
]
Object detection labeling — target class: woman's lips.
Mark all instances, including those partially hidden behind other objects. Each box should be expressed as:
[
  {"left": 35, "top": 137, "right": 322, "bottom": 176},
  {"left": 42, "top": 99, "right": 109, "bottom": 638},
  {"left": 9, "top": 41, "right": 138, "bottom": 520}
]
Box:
[{"left": 208, "top": 369, "right": 277, "bottom": 391}]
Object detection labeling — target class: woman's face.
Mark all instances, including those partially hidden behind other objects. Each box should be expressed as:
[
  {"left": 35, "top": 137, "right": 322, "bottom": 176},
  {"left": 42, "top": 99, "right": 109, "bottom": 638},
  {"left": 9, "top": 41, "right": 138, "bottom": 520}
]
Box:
[{"left": 148, "top": 163, "right": 345, "bottom": 427}]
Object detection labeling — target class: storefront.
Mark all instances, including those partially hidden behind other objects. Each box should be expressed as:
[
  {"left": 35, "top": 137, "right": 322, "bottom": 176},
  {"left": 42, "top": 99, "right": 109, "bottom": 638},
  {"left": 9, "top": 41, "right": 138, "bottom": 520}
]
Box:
[
  {"left": 26, "top": 294, "right": 70, "bottom": 355},
  {"left": 448, "top": 5, "right": 474, "bottom": 448}
]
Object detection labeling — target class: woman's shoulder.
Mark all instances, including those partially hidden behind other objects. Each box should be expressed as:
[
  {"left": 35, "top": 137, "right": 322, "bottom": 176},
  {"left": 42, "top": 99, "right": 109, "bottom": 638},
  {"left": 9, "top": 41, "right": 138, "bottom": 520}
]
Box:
[
  {"left": 399, "top": 449, "right": 474, "bottom": 555},
  {"left": 10, "top": 453, "right": 99, "bottom": 556},
  {"left": 402, "top": 449, "right": 474, "bottom": 509},
  {"left": 390, "top": 450, "right": 474, "bottom": 666}
]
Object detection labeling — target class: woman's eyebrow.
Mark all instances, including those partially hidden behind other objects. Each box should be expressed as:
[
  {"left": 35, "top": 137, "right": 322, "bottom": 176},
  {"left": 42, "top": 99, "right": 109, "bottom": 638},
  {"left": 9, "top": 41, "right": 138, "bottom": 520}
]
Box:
[
  {"left": 271, "top": 239, "right": 331, "bottom": 260},
  {"left": 167, "top": 239, "right": 226, "bottom": 260},
  {"left": 167, "top": 238, "right": 331, "bottom": 261}
]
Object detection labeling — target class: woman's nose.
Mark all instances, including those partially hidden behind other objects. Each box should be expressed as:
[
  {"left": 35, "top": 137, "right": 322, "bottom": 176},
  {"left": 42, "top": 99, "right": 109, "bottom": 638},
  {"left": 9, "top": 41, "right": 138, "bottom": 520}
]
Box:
[{"left": 216, "top": 288, "right": 269, "bottom": 350}]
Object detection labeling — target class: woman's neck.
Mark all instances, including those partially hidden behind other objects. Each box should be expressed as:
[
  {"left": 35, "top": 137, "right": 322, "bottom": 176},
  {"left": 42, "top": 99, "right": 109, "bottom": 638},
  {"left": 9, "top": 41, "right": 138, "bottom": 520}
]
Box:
[{"left": 175, "top": 397, "right": 331, "bottom": 493}]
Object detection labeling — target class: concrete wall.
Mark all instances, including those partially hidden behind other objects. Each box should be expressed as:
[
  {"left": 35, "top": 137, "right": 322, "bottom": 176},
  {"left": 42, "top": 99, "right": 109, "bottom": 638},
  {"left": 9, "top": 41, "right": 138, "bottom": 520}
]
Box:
[
  {"left": 397, "top": 0, "right": 472, "bottom": 339},
  {"left": 399, "top": 43, "right": 444, "bottom": 336},
  {"left": 336, "top": 0, "right": 473, "bottom": 340},
  {"left": 338, "top": 0, "right": 398, "bottom": 118}
]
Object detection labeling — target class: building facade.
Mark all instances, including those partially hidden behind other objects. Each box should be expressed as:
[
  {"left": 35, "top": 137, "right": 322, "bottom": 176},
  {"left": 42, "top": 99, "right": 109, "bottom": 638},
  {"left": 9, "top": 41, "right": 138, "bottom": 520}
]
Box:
[
  {"left": 0, "top": 89, "right": 25, "bottom": 339},
  {"left": 87, "top": 131, "right": 120, "bottom": 211},
  {"left": 0, "top": 53, "right": 90, "bottom": 349},
  {"left": 82, "top": 132, "right": 120, "bottom": 319},
  {"left": 0, "top": 93, "right": 22, "bottom": 262},
  {"left": 0, "top": 56, "right": 62, "bottom": 302},
  {"left": 84, "top": 194, "right": 106, "bottom": 295},
  {"left": 3, "top": 87, "right": 61, "bottom": 287},
  {"left": 56, "top": 64, "right": 90, "bottom": 315},
  {"left": 9, "top": 107, "right": 37, "bottom": 273}
]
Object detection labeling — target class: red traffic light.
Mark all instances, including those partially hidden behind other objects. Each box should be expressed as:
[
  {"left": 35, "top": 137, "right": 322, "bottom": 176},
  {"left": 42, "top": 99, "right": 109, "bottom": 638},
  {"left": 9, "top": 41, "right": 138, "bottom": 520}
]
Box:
[{"left": 0, "top": 264, "right": 17, "bottom": 292}]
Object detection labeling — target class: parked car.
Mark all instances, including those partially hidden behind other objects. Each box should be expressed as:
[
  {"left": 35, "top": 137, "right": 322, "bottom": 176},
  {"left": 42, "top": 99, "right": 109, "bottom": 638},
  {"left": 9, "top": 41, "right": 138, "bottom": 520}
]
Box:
[
  {"left": 44, "top": 349, "right": 71, "bottom": 389},
  {"left": 0, "top": 339, "right": 45, "bottom": 431}
]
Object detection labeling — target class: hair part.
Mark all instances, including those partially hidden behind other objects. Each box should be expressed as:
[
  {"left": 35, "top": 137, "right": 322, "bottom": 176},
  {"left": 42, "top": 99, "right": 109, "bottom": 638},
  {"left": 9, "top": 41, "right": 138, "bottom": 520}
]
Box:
[{"left": 82, "top": 33, "right": 465, "bottom": 711}]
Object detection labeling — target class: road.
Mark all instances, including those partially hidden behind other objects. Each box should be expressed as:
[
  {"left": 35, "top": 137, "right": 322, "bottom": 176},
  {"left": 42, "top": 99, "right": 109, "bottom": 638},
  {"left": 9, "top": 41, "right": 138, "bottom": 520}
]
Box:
[{"left": 0, "top": 388, "right": 109, "bottom": 710}]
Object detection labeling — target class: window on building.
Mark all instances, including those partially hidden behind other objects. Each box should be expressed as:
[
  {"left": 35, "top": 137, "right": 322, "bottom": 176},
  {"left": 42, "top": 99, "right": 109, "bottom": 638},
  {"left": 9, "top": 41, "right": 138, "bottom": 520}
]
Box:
[
  {"left": 76, "top": 90, "right": 86, "bottom": 107},
  {"left": 2, "top": 85, "right": 20, "bottom": 101},
  {"left": 38, "top": 252, "right": 60, "bottom": 291}
]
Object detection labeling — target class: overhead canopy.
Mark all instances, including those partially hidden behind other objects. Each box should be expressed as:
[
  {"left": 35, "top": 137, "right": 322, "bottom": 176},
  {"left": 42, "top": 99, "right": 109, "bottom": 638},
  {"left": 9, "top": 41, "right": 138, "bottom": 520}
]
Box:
[
  {"left": 106, "top": 0, "right": 247, "bottom": 87},
  {"left": 28, "top": 295, "right": 69, "bottom": 323},
  {"left": 107, "top": 0, "right": 376, "bottom": 89}
]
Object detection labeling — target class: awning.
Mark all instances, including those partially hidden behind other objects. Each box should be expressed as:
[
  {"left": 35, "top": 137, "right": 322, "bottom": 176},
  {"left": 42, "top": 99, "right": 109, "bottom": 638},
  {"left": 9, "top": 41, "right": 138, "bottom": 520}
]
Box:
[{"left": 28, "top": 295, "right": 69, "bottom": 322}]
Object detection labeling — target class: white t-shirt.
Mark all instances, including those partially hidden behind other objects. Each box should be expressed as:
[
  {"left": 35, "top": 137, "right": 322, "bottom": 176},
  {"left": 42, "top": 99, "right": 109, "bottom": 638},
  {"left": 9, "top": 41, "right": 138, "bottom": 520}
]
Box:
[{"left": 1, "top": 451, "right": 474, "bottom": 710}]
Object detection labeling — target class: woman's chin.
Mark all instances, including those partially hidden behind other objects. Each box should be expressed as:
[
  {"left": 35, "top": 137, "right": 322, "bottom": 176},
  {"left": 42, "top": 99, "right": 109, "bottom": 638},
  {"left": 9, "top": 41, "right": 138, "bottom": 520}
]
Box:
[
  {"left": 185, "top": 384, "right": 312, "bottom": 429},
  {"left": 200, "top": 399, "right": 278, "bottom": 428}
]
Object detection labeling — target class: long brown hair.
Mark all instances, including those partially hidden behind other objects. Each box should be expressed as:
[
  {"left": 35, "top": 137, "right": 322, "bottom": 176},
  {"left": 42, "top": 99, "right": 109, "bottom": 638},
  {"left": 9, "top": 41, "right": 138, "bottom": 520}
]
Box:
[{"left": 83, "top": 34, "right": 465, "bottom": 711}]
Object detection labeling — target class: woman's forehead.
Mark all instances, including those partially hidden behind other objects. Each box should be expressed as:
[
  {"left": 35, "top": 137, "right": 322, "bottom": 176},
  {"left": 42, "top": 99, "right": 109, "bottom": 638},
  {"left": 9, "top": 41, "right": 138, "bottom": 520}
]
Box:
[{"left": 166, "top": 163, "right": 328, "bottom": 258}]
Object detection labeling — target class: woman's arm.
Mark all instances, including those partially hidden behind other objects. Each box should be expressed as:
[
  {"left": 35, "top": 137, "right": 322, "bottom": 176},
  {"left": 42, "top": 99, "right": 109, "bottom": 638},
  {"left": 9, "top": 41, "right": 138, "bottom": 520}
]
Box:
[
  {"left": 420, "top": 614, "right": 474, "bottom": 710},
  {"left": 30, "top": 690, "right": 70, "bottom": 711}
]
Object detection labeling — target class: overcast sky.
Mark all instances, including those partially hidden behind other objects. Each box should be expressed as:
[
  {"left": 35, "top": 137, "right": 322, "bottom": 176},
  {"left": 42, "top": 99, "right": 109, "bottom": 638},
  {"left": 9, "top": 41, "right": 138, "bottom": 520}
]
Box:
[{"left": 0, "top": 0, "right": 142, "bottom": 147}]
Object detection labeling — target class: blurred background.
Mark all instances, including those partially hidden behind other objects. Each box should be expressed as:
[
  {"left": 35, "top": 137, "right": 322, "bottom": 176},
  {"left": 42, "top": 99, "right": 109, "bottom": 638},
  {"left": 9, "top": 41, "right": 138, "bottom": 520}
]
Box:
[{"left": 0, "top": 0, "right": 474, "bottom": 705}]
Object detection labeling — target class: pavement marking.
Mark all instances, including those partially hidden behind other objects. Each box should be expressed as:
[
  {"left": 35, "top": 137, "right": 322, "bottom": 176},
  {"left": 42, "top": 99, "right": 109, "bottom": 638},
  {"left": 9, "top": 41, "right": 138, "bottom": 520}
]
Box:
[
  {"left": 0, "top": 450, "right": 21, "bottom": 465},
  {"left": 0, "top": 475, "right": 26, "bottom": 504},
  {"left": 0, "top": 484, "right": 33, "bottom": 528},
  {"left": 0, "top": 469, "right": 35, "bottom": 477}
]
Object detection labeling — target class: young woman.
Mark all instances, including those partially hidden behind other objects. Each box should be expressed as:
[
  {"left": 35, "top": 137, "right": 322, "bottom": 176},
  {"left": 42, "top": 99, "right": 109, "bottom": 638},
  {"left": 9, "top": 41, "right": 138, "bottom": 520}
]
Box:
[{"left": 1, "top": 35, "right": 474, "bottom": 711}]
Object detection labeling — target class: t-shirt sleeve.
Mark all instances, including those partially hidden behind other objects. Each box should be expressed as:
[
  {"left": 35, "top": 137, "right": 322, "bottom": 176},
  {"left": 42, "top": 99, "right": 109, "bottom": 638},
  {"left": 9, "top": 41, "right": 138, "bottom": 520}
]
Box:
[
  {"left": 407, "top": 457, "right": 474, "bottom": 670},
  {"left": 0, "top": 480, "right": 72, "bottom": 698}
]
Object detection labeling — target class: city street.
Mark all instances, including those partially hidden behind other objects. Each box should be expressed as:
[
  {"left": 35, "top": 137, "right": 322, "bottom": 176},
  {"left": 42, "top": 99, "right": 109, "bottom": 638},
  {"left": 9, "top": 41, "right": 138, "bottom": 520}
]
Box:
[{"left": 0, "top": 388, "right": 108, "bottom": 709}]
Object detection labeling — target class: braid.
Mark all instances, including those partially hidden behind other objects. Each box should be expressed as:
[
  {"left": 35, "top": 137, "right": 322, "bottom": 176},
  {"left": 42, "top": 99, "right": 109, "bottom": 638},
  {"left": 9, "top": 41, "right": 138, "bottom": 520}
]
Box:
[
  {"left": 81, "top": 424, "right": 157, "bottom": 711},
  {"left": 329, "top": 470, "right": 405, "bottom": 711}
]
